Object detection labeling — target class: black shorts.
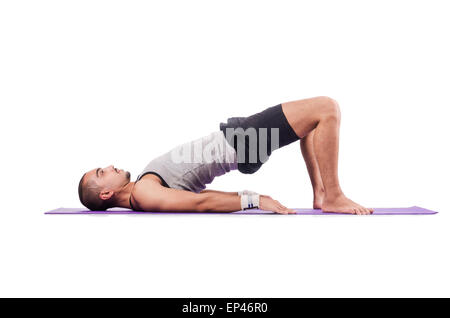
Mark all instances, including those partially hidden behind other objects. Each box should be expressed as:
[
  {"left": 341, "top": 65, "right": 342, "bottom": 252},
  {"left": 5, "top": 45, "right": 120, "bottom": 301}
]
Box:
[{"left": 219, "top": 104, "right": 300, "bottom": 174}]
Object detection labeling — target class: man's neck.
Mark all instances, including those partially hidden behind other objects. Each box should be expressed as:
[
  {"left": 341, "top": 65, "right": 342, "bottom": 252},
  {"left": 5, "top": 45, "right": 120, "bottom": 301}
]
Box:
[{"left": 112, "top": 181, "right": 136, "bottom": 209}]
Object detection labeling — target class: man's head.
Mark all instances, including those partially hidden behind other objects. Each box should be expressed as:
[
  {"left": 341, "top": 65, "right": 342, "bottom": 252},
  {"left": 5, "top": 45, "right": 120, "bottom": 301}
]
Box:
[{"left": 78, "top": 165, "right": 131, "bottom": 210}]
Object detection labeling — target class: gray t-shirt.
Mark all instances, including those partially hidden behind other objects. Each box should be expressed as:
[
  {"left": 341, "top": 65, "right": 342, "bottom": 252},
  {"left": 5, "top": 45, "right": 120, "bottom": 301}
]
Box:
[{"left": 136, "top": 131, "right": 238, "bottom": 193}]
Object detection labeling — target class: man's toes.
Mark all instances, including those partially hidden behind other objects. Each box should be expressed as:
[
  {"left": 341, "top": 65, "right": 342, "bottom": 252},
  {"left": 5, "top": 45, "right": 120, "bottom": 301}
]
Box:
[{"left": 356, "top": 206, "right": 368, "bottom": 215}]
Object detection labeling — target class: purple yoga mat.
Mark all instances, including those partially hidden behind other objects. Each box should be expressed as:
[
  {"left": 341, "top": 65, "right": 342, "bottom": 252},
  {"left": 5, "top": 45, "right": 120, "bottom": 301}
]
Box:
[{"left": 45, "top": 206, "right": 438, "bottom": 215}]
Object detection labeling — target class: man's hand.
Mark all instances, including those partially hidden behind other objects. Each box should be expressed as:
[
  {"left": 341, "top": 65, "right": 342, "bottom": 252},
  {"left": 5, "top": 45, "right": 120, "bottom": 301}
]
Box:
[{"left": 259, "top": 195, "right": 296, "bottom": 214}]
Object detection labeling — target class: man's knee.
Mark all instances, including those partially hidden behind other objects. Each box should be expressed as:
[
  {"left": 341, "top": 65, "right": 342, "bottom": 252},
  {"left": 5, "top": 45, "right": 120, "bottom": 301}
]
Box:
[{"left": 317, "top": 96, "right": 341, "bottom": 122}]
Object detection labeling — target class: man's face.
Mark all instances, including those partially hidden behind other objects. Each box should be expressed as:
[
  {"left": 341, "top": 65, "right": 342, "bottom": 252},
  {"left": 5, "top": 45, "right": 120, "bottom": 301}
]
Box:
[{"left": 85, "top": 165, "right": 131, "bottom": 194}]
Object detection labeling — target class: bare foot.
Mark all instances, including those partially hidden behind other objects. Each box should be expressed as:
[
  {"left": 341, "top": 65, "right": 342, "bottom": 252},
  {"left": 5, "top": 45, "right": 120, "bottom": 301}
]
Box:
[
  {"left": 322, "top": 194, "right": 373, "bottom": 215},
  {"left": 313, "top": 189, "right": 325, "bottom": 209}
]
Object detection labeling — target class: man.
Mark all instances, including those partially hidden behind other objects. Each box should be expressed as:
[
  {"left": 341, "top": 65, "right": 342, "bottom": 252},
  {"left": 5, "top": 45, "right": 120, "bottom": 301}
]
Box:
[{"left": 78, "top": 96, "right": 373, "bottom": 215}]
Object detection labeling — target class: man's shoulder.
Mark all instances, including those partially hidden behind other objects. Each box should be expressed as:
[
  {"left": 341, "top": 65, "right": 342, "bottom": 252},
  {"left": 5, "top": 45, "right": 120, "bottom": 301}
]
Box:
[
  {"left": 133, "top": 176, "right": 164, "bottom": 196},
  {"left": 132, "top": 177, "right": 168, "bottom": 210}
]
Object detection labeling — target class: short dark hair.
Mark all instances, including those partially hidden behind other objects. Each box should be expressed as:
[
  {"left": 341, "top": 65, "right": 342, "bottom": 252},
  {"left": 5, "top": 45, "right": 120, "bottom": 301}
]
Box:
[{"left": 78, "top": 173, "right": 110, "bottom": 211}]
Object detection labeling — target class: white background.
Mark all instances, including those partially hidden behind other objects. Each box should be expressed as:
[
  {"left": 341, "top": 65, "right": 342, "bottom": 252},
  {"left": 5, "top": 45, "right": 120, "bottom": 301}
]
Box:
[{"left": 0, "top": 0, "right": 449, "bottom": 297}]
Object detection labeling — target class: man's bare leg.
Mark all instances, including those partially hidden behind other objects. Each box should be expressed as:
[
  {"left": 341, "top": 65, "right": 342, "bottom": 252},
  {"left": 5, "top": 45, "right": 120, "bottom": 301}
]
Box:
[
  {"left": 300, "top": 129, "right": 325, "bottom": 209},
  {"left": 282, "top": 96, "right": 373, "bottom": 215}
]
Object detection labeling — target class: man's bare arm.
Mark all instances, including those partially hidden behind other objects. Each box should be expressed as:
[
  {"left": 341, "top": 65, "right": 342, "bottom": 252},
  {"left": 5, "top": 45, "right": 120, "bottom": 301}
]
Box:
[
  {"left": 134, "top": 181, "right": 241, "bottom": 212},
  {"left": 134, "top": 180, "right": 296, "bottom": 214}
]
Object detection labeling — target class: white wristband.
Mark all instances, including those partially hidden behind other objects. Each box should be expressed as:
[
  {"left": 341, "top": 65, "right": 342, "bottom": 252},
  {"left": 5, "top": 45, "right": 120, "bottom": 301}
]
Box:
[
  {"left": 240, "top": 194, "right": 248, "bottom": 210},
  {"left": 240, "top": 194, "right": 260, "bottom": 210}
]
